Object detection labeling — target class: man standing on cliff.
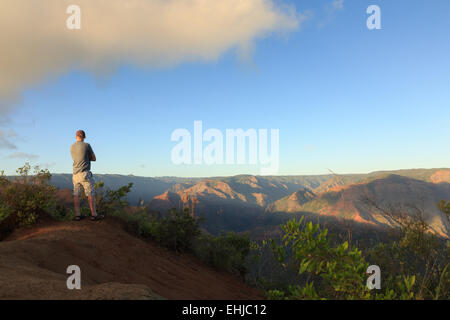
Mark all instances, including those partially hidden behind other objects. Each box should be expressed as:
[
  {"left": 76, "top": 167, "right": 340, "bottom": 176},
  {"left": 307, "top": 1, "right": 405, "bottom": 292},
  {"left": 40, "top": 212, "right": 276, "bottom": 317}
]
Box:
[{"left": 70, "top": 130, "right": 104, "bottom": 221}]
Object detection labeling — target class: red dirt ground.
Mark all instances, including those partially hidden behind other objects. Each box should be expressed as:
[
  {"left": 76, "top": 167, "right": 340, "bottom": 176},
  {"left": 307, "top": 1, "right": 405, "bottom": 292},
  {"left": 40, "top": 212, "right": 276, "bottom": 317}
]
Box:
[{"left": 0, "top": 218, "right": 263, "bottom": 300}]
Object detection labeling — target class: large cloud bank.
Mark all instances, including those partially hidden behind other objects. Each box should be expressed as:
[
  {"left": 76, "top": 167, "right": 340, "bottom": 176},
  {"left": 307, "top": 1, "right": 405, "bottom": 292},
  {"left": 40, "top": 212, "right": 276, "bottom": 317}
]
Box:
[{"left": 0, "top": 0, "right": 302, "bottom": 112}]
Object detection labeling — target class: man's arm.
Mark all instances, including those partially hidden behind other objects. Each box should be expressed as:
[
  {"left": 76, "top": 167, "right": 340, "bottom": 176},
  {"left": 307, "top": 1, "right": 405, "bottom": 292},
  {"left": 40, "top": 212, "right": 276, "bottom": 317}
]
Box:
[{"left": 88, "top": 144, "right": 96, "bottom": 161}]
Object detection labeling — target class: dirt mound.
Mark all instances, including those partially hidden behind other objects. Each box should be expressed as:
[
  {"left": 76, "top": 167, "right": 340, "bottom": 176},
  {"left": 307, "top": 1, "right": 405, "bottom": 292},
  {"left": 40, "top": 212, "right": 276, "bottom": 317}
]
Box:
[{"left": 0, "top": 218, "right": 263, "bottom": 300}]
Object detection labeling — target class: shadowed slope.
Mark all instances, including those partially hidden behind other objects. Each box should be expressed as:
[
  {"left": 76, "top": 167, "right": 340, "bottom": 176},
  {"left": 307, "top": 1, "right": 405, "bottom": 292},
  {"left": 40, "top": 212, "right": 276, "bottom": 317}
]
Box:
[{"left": 268, "top": 175, "right": 450, "bottom": 237}]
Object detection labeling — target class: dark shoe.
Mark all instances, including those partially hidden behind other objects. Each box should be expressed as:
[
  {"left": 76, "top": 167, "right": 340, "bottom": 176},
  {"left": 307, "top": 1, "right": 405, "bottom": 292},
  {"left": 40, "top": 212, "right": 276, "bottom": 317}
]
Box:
[
  {"left": 73, "top": 216, "right": 82, "bottom": 221},
  {"left": 90, "top": 214, "right": 104, "bottom": 221}
]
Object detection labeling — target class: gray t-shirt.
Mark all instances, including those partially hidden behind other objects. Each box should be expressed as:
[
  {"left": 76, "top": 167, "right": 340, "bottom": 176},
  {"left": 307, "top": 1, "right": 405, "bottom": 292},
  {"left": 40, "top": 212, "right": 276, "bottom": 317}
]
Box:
[{"left": 70, "top": 141, "right": 94, "bottom": 174}]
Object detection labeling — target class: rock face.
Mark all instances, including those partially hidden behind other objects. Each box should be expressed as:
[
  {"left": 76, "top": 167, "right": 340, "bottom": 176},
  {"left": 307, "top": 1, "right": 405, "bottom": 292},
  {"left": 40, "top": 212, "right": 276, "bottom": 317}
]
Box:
[
  {"left": 266, "top": 188, "right": 316, "bottom": 213},
  {"left": 0, "top": 219, "right": 262, "bottom": 300},
  {"left": 147, "top": 176, "right": 330, "bottom": 234},
  {"left": 146, "top": 169, "right": 450, "bottom": 237},
  {"left": 431, "top": 170, "right": 450, "bottom": 184},
  {"left": 268, "top": 174, "right": 450, "bottom": 238}
]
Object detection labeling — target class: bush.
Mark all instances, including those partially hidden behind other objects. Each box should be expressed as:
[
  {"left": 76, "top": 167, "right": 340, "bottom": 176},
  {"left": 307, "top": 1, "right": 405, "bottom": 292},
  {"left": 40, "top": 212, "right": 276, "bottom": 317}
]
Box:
[
  {"left": 91, "top": 181, "right": 202, "bottom": 252},
  {"left": 269, "top": 216, "right": 370, "bottom": 300},
  {"left": 94, "top": 181, "right": 133, "bottom": 215},
  {"left": 95, "top": 182, "right": 252, "bottom": 276},
  {"left": 0, "top": 164, "right": 58, "bottom": 238},
  {"left": 142, "top": 208, "right": 202, "bottom": 252},
  {"left": 263, "top": 215, "right": 445, "bottom": 300},
  {"left": 194, "top": 231, "right": 251, "bottom": 278},
  {"left": 439, "top": 200, "right": 450, "bottom": 219},
  {"left": 365, "top": 220, "right": 448, "bottom": 299}
]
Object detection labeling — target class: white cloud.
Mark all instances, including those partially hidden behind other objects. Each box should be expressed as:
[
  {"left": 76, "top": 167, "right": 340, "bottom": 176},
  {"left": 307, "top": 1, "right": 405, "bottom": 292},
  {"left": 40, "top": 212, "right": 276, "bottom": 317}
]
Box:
[
  {"left": 0, "top": 0, "right": 303, "bottom": 113},
  {"left": 332, "top": 0, "right": 344, "bottom": 10},
  {"left": 318, "top": 0, "right": 345, "bottom": 27},
  {"left": 0, "top": 129, "right": 18, "bottom": 149},
  {"left": 8, "top": 152, "right": 39, "bottom": 160},
  {"left": 37, "top": 162, "right": 56, "bottom": 169}
]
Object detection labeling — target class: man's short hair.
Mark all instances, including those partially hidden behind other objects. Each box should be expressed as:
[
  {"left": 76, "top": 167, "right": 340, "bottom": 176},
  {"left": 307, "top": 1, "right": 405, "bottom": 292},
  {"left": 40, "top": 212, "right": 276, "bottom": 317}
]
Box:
[{"left": 76, "top": 130, "right": 86, "bottom": 139}]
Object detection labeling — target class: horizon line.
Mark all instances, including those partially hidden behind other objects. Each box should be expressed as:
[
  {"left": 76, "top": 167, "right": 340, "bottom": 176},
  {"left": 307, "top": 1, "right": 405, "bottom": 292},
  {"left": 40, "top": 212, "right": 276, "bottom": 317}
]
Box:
[{"left": 33, "top": 167, "right": 450, "bottom": 180}]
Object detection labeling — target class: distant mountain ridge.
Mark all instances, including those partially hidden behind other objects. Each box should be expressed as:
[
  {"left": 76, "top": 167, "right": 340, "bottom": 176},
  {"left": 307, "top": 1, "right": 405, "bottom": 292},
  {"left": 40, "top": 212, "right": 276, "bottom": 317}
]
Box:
[
  {"left": 46, "top": 169, "right": 450, "bottom": 236},
  {"left": 268, "top": 173, "right": 450, "bottom": 237},
  {"left": 48, "top": 173, "right": 333, "bottom": 205}
]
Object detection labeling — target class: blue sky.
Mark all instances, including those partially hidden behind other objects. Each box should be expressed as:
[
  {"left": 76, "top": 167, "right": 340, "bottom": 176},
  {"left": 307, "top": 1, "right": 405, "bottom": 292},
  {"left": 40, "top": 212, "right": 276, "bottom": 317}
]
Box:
[{"left": 1, "top": 0, "right": 449, "bottom": 177}]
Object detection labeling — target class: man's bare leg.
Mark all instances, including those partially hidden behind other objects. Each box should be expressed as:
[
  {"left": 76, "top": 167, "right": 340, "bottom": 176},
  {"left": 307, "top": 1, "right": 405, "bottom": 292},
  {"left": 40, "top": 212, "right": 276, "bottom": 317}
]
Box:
[
  {"left": 88, "top": 195, "right": 97, "bottom": 217},
  {"left": 74, "top": 195, "right": 81, "bottom": 217}
]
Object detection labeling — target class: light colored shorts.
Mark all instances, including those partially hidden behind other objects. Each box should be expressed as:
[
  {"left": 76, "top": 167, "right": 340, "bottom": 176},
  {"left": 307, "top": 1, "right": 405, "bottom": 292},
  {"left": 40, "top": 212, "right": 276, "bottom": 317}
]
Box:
[{"left": 73, "top": 171, "right": 95, "bottom": 196}]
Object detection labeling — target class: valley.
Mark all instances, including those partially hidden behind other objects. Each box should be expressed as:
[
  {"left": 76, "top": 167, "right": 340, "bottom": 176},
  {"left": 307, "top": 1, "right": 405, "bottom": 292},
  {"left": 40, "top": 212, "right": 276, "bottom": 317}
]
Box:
[{"left": 49, "top": 168, "right": 450, "bottom": 238}]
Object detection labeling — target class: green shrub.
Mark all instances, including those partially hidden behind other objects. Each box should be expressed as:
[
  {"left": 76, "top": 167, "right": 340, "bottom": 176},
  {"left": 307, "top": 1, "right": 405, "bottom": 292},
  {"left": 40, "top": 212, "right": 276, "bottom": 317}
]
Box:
[
  {"left": 439, "top": 200, "right": 450, "bottom": 218},
  {"left": 92, "top": 181, "right": 202, "bottom": 252},
  {"left": 94, "top": 181, "right": 133, "bottom": 215},
  {"left": 269, "top": 216, "right": 370, "bottom": 300},
  {"left": 95, "top": 181, "right": 251, "bottom": 275},
  {"left": 259, "top": 208, "right": 450, "bottom": 300},
  {"left": 143, "top": 208, "right": 202, "bottom": 252},
  {"left": 194, "top": 231, "right": 251, "bottom": 277},
  {"left": 0, "top": 164, "right": 57, "bottom": 237}
]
